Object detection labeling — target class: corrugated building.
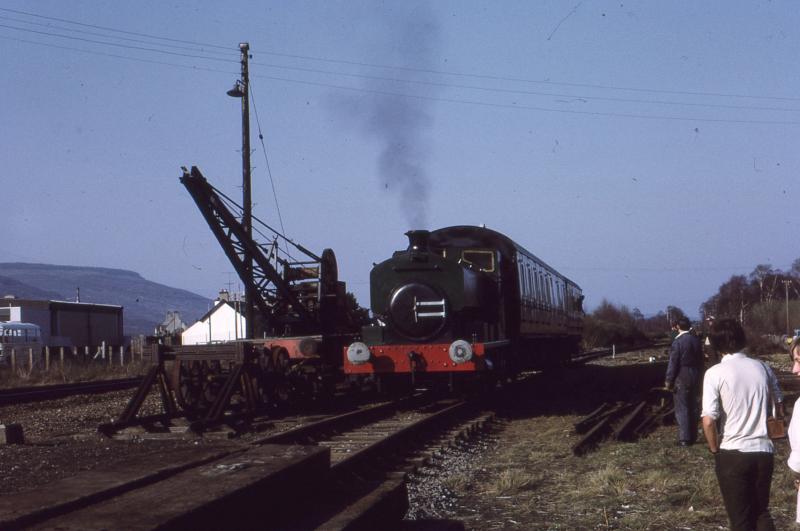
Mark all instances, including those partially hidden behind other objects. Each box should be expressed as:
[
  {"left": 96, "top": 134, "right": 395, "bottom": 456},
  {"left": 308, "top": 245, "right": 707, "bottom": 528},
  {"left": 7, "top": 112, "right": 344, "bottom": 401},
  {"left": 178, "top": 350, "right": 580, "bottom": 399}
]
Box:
[{"left": 0, "top": 297, "right": 124, "bottom": 347}]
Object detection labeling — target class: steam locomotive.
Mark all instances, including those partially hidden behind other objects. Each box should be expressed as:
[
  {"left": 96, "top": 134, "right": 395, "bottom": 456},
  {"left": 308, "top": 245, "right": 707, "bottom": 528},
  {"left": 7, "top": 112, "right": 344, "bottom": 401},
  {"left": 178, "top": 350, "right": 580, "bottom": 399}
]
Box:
[{"left": 344, "top": 226, "right": 584, "bottom": 381}]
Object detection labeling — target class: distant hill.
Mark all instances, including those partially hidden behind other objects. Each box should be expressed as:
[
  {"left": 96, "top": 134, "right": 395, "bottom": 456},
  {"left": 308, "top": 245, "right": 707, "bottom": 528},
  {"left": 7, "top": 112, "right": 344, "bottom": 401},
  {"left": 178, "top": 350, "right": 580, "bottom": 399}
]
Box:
[
  {"left": 0, "top": 275, "right": 62, "bottom": 301},
  {"left": 0, "top": 263, "right": 211, "bottom": 336}
]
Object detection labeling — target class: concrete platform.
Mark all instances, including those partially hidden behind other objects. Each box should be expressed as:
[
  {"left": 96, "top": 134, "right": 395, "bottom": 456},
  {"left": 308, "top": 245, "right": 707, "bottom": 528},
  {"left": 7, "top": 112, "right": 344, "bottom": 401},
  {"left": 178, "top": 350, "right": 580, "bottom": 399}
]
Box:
[
  {"left": 1, "top": 444, "right": 330, "bottom": 530},
  {"left": 0, "top": 446, "right": 238, "bottom": 530},
  {"left": 316, "top": 474, "right": 408, "bottom": 531}
]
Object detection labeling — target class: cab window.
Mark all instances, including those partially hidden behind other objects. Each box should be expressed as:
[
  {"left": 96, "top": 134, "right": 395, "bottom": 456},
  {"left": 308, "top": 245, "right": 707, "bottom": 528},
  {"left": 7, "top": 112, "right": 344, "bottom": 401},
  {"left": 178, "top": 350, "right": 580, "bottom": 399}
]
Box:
[{"left": 461, "top": 250, "right": 495, "bottom": 272}]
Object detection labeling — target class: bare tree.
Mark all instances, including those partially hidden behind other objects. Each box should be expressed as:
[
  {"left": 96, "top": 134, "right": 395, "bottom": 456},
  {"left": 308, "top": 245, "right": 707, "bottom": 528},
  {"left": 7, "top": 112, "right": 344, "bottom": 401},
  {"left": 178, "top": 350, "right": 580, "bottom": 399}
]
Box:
[
  {"left": 791, "top": 257, "right": 800, "bottom": 278},
  {"left": 750, "top": 264, "right": 774, "bottom": 303}
]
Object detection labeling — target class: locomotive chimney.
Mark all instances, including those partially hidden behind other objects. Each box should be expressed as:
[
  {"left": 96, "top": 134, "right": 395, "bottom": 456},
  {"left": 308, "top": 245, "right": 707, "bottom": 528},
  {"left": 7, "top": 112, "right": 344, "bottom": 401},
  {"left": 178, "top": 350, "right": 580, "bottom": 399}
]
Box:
[{"left": 405, "top": 230, "right": 431, "bottom": 252}]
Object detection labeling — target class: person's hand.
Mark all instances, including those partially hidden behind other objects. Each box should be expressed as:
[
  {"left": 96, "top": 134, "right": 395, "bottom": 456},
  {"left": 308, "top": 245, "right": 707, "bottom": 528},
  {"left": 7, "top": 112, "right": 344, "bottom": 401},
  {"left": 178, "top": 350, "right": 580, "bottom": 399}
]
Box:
[{"left": 664, "top": 381, "right": 673, "bottom": 392}]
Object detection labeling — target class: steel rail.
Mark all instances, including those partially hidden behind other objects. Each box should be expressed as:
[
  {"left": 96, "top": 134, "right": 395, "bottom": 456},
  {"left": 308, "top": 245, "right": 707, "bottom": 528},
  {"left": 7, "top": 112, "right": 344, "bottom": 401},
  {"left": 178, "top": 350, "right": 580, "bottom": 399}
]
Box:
[
  {"left": 251, "top": 392, "right": 431, "bottom": 445},
  {"left": 330, "top": 400, "right": 470, "bottom": 474},
  {"left": 0, "top": 377, "right": 142, "bottom": 406}
]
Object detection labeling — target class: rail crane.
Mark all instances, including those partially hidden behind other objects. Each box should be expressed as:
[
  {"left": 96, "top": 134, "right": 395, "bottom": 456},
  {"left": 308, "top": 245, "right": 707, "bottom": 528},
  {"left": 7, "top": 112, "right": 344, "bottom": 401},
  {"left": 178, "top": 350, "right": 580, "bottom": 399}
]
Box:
[{"left": 104, "top": 167, "right": 357, "bottom": 433}]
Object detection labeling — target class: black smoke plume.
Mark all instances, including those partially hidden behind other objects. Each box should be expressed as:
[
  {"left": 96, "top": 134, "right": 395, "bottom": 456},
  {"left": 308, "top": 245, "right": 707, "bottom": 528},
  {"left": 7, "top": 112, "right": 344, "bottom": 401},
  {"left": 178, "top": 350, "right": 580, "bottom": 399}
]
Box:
[{"left": 333, "top": 4, "right": 441, "bottom": 229}]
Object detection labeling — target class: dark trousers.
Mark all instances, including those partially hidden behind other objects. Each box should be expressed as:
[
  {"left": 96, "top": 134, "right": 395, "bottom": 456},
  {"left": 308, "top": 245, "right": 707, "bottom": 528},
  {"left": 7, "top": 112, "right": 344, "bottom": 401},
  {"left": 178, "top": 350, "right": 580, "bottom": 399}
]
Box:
[
  {"left": 673, "top": 370, "right": 700, "bottom": 443},
  {"left": 715, "top": 450, "right": 775, "bottom": 531}
]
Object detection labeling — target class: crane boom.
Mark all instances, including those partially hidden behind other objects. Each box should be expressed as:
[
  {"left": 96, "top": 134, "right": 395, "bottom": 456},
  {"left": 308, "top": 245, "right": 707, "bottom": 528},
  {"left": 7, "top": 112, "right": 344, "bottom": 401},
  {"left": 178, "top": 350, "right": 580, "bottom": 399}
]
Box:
[{"left": 180, "top": 166, "right": 342, "bottom": 338}]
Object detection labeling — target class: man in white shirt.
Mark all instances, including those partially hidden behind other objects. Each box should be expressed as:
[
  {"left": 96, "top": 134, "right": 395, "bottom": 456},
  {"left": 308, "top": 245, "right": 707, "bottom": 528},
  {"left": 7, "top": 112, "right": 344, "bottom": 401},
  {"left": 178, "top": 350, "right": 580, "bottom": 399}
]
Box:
[{"left": 701, "top": 318, "right": 778, "bottom": 531}]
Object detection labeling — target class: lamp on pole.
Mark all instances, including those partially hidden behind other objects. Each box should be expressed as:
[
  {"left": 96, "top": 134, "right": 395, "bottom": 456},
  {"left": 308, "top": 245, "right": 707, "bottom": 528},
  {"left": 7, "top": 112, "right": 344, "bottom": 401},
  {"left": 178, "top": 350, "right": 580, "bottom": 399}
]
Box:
[{"left": 226, "top": 42, "right": 255, "bottom": 339}]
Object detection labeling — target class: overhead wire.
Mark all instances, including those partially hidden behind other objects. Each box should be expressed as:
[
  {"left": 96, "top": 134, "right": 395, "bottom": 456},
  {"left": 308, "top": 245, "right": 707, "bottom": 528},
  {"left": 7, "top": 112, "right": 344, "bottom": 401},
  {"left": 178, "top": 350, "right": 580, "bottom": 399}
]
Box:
[
  {"left": 249, "top": 73, "right": 800, "bottom": 126},
  {"left": 2, "top": 6, "right": 798, "bottom": 106},
  {"left": 248, "top": 77, "right": 292, "bottom": 264},
  {"left": 0, "top": 34, "right": 238, "bottom": 76},
  {"left": 1, "top": 31, "right": 796, "bottom": 124},
  {"left": 4, "top": 13, "right": 795, "bottom": 114},
  {"left": 249, "top": 60, "right": 800, "bottom": 114},
  {"left": 0, "top": 22, "right": 236, "bottom": 63},
  {"left": 0, "top": 6, "right": 232, "bottom": 51},
  {"left": 0, "top": 13, "right": 238, "bottom": 57},
  {"left": 249, "top": 78, "right": 287, "bottom": 238},
  {"left": 248, "top": 49, "right": 800, "bottom": 104}
]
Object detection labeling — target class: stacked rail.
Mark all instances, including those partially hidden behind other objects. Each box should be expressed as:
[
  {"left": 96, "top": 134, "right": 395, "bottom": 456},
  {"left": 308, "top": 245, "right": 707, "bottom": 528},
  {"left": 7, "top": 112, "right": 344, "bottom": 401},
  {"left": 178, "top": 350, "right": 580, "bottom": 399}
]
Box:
[{"left": 571, "top": 388, "right": 674, "bottom": 456}]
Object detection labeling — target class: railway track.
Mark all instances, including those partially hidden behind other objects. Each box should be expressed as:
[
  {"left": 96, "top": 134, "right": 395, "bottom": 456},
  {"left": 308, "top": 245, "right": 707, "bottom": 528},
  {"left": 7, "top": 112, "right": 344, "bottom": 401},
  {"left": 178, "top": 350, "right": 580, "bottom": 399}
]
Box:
[
  {"left": 571, "top": 340, "right": 666, "bottom": 365},
  {"left": 0, "top": 389, "right": 495, "bottom": 530},
  {"left": 258, "top": 391, "right": 495, "bottom": 529},
  {"left": 0, "top": 377, "right": 142, "bottom": 406}
]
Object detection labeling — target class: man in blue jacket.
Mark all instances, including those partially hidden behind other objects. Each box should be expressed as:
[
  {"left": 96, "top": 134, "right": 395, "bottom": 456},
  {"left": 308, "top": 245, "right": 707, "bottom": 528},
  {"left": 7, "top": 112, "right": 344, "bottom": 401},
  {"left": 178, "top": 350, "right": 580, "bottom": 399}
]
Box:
[{"left": 665, "top": 317, "right": 704, "bottom": 446}]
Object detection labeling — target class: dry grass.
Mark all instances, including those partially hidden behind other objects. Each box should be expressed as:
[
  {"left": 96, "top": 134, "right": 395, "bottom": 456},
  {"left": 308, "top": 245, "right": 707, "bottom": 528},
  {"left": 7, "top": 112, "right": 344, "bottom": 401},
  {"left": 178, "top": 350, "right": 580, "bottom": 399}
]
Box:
[
  {"left": 0, "top": 359, "right": 148, "bottom": 388},
  {"left": 442, "top": 473, "right": 472, "bottom": 492},
  {"left": 482, "top": 468, "right": 539, "bottom": 495}
]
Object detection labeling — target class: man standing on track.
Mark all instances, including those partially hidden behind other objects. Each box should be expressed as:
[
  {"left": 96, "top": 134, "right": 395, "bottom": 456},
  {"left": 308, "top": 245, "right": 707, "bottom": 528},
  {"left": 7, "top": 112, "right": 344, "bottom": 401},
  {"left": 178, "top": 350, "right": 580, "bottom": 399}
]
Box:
[{"left": 664, "top": 316, "right": 703, "bottom": 446}]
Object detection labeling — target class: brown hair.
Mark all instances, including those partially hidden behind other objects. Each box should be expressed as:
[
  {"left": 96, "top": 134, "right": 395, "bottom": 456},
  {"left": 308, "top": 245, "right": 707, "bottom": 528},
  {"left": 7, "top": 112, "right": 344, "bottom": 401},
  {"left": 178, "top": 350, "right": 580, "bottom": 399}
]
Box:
[
  {"left": 708, "top": 318, "right": 747, "bottom": 354},
  {"left": 790, "top": 336, "right": 800, "bottom": 362}
]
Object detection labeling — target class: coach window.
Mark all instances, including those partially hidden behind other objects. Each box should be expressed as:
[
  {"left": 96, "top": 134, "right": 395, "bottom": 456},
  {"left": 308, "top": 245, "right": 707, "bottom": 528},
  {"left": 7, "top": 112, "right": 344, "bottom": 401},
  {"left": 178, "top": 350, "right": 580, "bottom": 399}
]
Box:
[
  {"left": 536, "top": 273, "right": 542, "bottom": 306},
  {"left": 522, "top": 264, "right": 529, "bottom": 296},
  {"left": 546, "top": 278, "right": 552, "bottom": 307},
  {"left": 527, "top": 265, "right": 533, "bottom": 299}
]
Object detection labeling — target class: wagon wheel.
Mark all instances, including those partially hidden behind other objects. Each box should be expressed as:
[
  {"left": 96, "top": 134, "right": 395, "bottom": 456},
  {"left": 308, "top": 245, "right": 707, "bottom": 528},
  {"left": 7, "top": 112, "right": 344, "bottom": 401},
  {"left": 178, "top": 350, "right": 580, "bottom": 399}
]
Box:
[
  {"left": 175, "top": 360, "right": 204, "bottom": 413},
  {"left": 251, "top": 373, "right": 273, "bottom": 411},
  {"left": 252, "top": 351, "right": 274, "bottom": 410},
  {"left": 272, "top": 348, "right": 295, "bottom": 404},
  {"left": 202, "top": 360, "right": 224, "bottom": 406}
]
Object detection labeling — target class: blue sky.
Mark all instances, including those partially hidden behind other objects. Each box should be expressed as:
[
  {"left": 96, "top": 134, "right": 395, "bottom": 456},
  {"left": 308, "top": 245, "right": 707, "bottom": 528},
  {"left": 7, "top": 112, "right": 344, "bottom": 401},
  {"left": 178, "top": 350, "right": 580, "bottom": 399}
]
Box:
[{"left": 2, "top": 1, "right": 798, "bottom": 318}]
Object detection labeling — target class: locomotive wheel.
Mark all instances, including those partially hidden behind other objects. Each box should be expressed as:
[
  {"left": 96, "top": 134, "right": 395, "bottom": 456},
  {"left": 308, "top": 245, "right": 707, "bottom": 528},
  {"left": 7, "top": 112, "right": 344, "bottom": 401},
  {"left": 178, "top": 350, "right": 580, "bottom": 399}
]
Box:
[{"left": 175, "top": 360, "right": 204, "bottom": 413}]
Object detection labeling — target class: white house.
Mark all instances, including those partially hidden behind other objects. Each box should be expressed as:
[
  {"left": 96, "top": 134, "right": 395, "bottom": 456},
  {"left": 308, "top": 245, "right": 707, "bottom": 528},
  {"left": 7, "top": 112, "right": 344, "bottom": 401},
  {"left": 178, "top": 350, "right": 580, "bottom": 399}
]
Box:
[{"left": 181, "top": 297, "right": 246, "bottom": 345}]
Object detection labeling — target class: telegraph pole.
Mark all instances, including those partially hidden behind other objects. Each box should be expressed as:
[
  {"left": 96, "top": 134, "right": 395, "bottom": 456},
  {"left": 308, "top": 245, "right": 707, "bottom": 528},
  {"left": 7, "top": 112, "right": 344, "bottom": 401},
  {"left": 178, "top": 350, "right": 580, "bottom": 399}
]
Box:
[
  {"left": 784, "top": 279, "right": 792, "bottom": 335},
  {"left": 227, "top": 42, "right": 254, "bottom": 339}
]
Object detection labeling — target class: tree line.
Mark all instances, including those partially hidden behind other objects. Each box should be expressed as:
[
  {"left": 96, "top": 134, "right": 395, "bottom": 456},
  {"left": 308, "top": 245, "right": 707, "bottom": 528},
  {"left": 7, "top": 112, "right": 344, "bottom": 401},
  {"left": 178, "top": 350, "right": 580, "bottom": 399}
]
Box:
[{"left": 583, "top": 258, "right": 800, "bottom": 350}]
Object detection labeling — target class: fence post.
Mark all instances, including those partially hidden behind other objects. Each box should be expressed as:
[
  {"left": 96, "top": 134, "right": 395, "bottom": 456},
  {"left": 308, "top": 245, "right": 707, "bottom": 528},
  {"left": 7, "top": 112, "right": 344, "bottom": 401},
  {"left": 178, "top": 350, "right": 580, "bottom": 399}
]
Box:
[
  {"left": 60, "top": 347, "right": 65, "bottom": 370},
  {"left": 28, "top": 348, "right": 33, "bottom": 370},
  {"left": 45, "top": 346, "right": 50, "bottom": 371},
  {"left": 11, "top": 348, "right": 16, "bottom": 372},
  {"left": 84, "top": 346, "right": 89, "bottom": 360},
  {"left": 119, "top": 345, "right": 124, "bottom": 366}
]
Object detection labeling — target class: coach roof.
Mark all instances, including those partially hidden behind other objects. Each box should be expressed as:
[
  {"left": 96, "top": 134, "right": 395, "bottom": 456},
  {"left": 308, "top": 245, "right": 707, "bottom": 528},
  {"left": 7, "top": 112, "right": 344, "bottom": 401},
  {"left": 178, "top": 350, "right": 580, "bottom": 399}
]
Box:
[{"left": 428, "top": 225, "right": 578, "bottom": 286}]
